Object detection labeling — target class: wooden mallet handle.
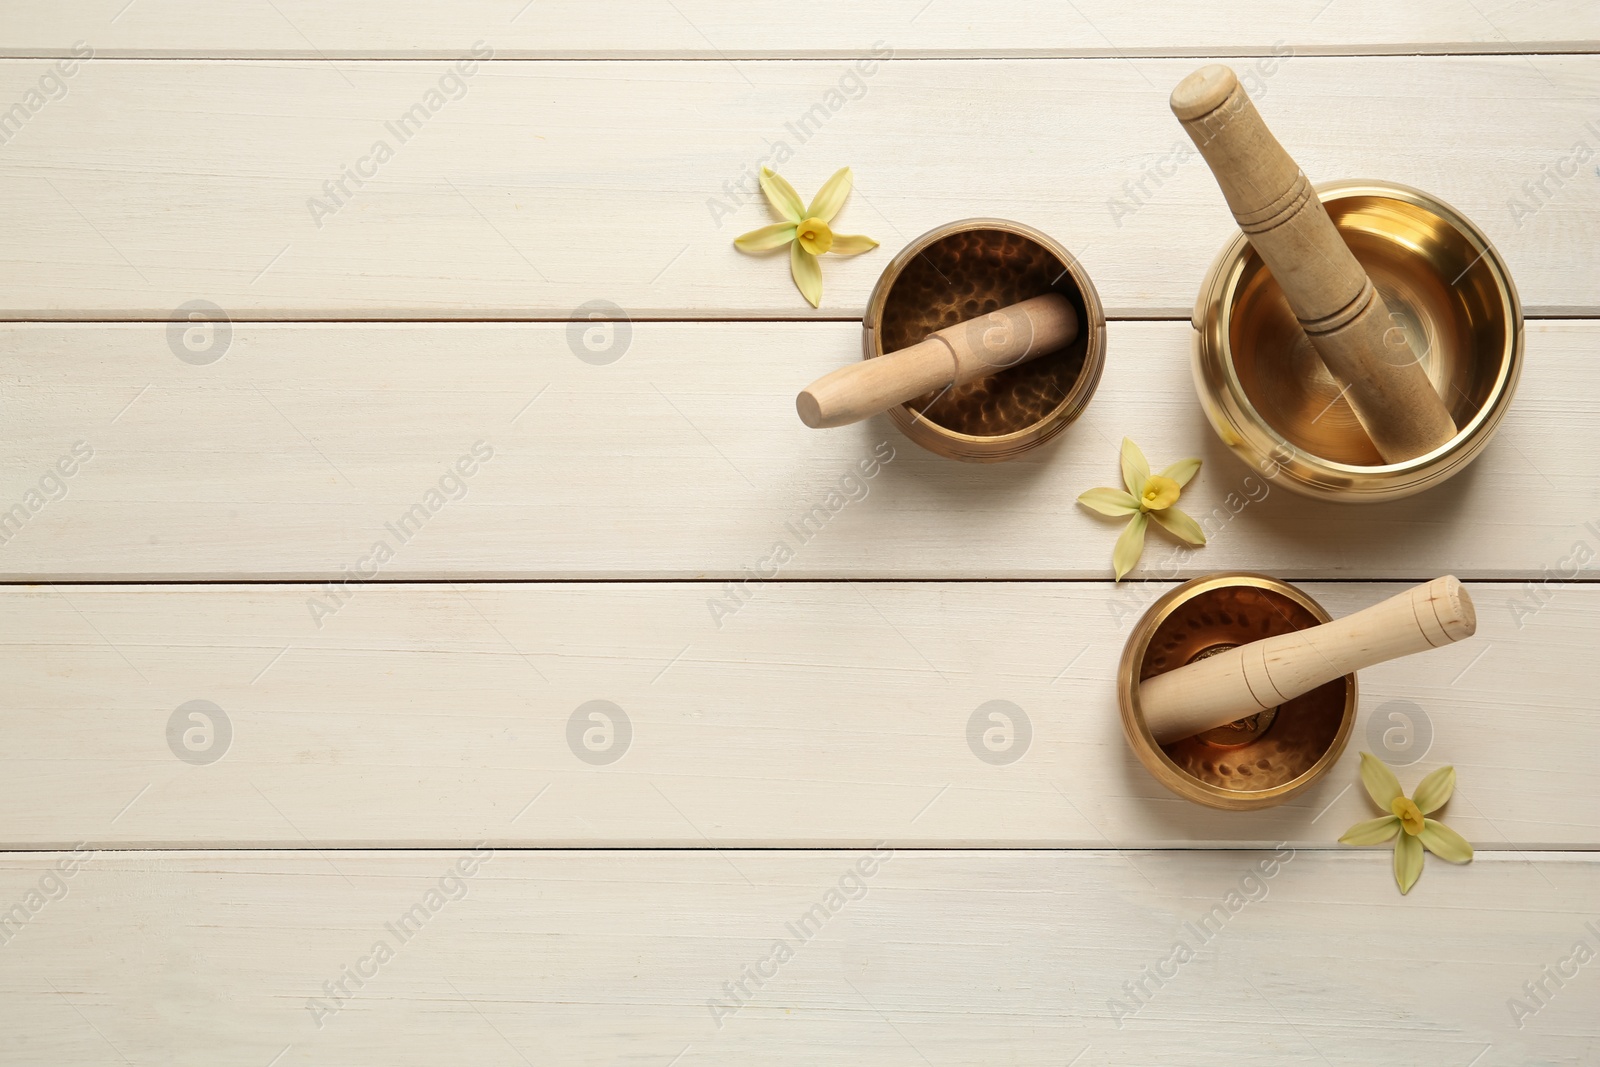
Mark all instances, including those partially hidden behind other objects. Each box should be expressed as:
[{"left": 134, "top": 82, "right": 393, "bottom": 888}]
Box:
[
  {"left": 1170, "top": 65, "right": 1458, "bottom": 463},
  {"left": 1140, "top": 576, "right": 1475, "bottom": 745},
  {"left": 796, "top": 293, "right": 1078, "bottom": 429}
]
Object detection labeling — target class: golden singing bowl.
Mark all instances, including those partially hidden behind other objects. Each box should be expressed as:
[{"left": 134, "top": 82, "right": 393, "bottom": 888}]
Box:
[
  {"left": 1118, "top": 573, "right": 1357, "bottom": 811},
  {"left": 862, "top": 218, "right": 1106, "bottom": 462},
  {"left": 1193, "top": 181, "right": 1523, "bottom": 500}
]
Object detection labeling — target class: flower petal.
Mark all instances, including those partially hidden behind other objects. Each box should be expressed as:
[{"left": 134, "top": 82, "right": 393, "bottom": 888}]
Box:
[
  {"left": 1359, "top": 751, "right": 1403, "bottom": 810},
  {"left": 1077, "top": 487, "right": 1139, "bottom": 517},
  {"left": 1411, "top": 765, "right": 1456, "bottom": 815},
  {"left": 1159, "top": 457, "right": 1202, "bottom": 487},
  {"left": 1418, "top": 819, "right": 1474, "bottom": 863},
  {"left": 1120, "top": 438, "right": 1150, "bottom": 498},
  {"left": 1112, "top": 512, "right": 1148, "bottom": 582},
  {"left": 789, "top": 241, "right": 823, "bottom": 308},
  {"left": 1340, "top": 815, "right": 1401, "bottom": 846},
  {"left": 1150, "top": 506, "right": 1207, "bottom": 546},
  {"left": 828, "top": 233, "right": 879, "bottom": 256},
  {"left": 807, "top": 166, "right": 853, "bottom": 223},
  {"left": 733, "top": 222, "right": 797, "bottom": 252},
  {"left": 759, "top": 167, "right": 805, "bottom": 223},
  {"left": 1394, "top": 830, "right": 1424, "bottom": 894}
]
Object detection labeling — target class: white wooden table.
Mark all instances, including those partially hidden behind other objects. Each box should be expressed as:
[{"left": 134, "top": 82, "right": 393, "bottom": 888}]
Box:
[{"left": 2, "top": 4, "right": 1598, "bottom": 1064}]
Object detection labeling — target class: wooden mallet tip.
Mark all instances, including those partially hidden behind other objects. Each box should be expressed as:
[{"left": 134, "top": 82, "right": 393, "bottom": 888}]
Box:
[{"left": 1170, "top": 64, "right": 1238, "bottom": 122}]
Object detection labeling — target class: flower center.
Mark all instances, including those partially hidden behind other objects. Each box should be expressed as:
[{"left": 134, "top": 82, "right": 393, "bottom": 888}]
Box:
[
  {"left": 1391, "top": 796, "right": 1425, "bottom": 836},
  {"left": 796, "top": 217, "right": 834, "bottom": 256},
  {"left": 1140, "top": 475, "right": 1181, "bottom": 511}
]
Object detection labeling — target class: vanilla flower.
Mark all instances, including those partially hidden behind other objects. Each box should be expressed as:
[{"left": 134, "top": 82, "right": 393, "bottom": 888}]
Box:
[
  {"left": 733, "top": 166, "right": 878, "bottom": 308},
  {"left": 1077, "top": 438, "right": 1205, "bottom": 580},
  {"left": 1340, "top": 752, "right": 1473, "bottom": 895}
]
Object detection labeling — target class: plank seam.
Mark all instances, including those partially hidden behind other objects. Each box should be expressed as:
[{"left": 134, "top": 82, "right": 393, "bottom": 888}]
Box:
[
  {"left": 9, "top": 578, "right": 1600, "bottom": 587},
  {"left": 0, "top": 846, "right": 1595, "bottom": 854},
  {"left": 0, "top": 49, "right": 1597, "bottom": 61},
  {"left": 0, "top": 314, "right": 1592, "bottom": 324}
]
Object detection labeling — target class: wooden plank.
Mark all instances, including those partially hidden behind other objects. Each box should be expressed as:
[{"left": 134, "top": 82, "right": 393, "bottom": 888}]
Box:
[
  {"left": 0, "top": 849, "right": 1595, "bottom": 1064},
  {"left": 0, "top": 56, "right": 1596, "bottom": 318},
  {"left": 1, "top": 320, "right": 1593, "bottom": 581},
  {"left": 3, "top": 2, "right": 1596, "bottom": 58},
  {"left": 3, "top": 581, "right": 1594, "bottom": 849}
]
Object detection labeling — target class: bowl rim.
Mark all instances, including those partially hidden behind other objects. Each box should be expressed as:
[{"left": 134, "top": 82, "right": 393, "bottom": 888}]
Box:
[
  {"left": 1193, "top": 180, "right": 1524, "bottom": 499},
  {"left": 1117, "top": 572, "right": 1358, "bottom": 810},
  {"left": 862, "top": 217, "right": 1107, "bottom": 459}
]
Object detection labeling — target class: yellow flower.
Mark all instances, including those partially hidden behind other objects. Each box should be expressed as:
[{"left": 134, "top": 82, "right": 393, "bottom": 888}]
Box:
[
  {"left": 796, "top": 217, "right": 833, "bottom": 255},
  {"left": 1140, "top": 475, "right": 1180, "bottom": 511},
  {"left": 1076, "top": 438, "right": 1205, "bottom": 581},
  {"left": 733, "top": 166, "right": 878, "bottom": 308},
  {"left": 1340, "top": 752, "right": 1474, "bottom": 895}
]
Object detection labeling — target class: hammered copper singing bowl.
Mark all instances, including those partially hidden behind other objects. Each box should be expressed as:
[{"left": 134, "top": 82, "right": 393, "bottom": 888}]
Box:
[
  {"left": 1118, "top": 573, "right": 1356, "bottom": 811},
  {"left": 1193, "top": 181, "right": 1523, "bottom": 501},
  {"left": 863, "top": 219, "right": 1106, "bottom": 462}
]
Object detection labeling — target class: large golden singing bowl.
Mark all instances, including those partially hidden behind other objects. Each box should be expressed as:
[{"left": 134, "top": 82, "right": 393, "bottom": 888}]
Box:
[
  {"left": 1193, "top": 181, "right": 1522, "bottom": 500},
  {"left": 863, "top": 219, "right": 1106, "bottom": 462},
  {"left": 1118, "top": 573, "right": 1357, "bottom": 811}
]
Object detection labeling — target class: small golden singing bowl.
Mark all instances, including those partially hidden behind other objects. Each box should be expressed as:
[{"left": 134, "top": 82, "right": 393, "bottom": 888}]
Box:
[
  {"left": 1118, "top": 573, "right": 1357, "bottom": 810},
  {"left": 863, "top": 219, "right": 1106, "bottom": 462},
  {"left": 1193, "top": 181, "right": 1523, "bottom": 500}
]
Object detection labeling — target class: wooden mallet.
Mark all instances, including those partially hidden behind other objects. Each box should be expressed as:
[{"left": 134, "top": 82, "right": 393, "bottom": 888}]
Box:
[
  {"left": 796, "top": 293, "right": 1078, "bottom": 429},
  {"left": 1171, "top": 65, "right": 1458, "bottom": 463},
  {"left": 1140, "top": 576, "right": 1475, "bottom": 745}
]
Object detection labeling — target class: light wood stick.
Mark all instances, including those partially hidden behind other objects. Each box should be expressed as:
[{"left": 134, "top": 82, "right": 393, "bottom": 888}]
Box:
[
  {"left": 1170, "top": 65, "right": 1458, "bottom": 463},
  {"left": 1140, "top": 576, "right": 1475, "bottom": 745},
  {"left": 796, "top": 294, "right": 1078, "bottom": 429}
]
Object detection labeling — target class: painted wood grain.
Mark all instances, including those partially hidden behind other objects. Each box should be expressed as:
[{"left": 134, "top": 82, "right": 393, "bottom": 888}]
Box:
[
  {"left": 0, "top": 56, "right": 1595, "bottom": 318},
  {"left": 3, "top": 581, "right": 1592, "bottom": 849},
  {"left": 0, "top": 17, "right": 1593, "bottom": 1063},
  {"left": 0, "top": 849, "right": 1595, "bottom": 1064},
  {"left": 3, "top": 1, "right": 1596, "bottom": 58},
  {"left": 1, "top": 320, "right": 1593, "bottom": 580}
]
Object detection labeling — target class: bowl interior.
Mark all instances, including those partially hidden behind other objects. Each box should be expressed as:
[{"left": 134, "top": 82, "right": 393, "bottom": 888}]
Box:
[
  {"left": 1226, "top": 193, "right": 1512, "bottom": 465},
  {"left": 1138, "top": 584, "right": 1347, "bottom": 795},
  {"left": 879, "top": 227, "right": 1088, "bottom": 438}
]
